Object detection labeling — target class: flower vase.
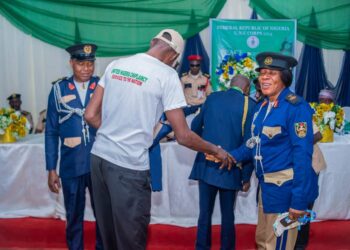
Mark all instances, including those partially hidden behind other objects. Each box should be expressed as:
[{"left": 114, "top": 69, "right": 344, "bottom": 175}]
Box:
[
  {"left": 0, "top": 128, "right": 16, "bottom": 143},
  {"left": 320, "top": 125, "right": 334, "bottom": 143}
]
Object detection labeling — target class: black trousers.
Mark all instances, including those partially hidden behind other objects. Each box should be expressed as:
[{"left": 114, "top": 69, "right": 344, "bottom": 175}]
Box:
[{"left": 90, "top": 154, "right": 151, "bottom": 250}]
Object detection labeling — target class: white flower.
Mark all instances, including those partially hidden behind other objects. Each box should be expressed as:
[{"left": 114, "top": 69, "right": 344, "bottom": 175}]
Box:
[
  {"left": 25, "top": 120, "right": 31, "bottom": 130},
  {"left": 0, "top": 128, "right": 4, "bottom": 135},
  {"left": 323, "top": 111, "right": 335, "bottom": 125}
]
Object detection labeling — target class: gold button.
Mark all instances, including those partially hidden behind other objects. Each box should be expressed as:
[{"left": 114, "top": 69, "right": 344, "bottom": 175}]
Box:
[{"left": 277, "top": 180, "right": 281, "bottom": 185}]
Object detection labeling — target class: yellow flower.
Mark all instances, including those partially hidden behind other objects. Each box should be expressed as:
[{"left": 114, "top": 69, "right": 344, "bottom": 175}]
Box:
[
  {"left": 20, "top": 116, "right": 27, "bottom": 125},
  {"left": 223, "top": 72, "right": 229, "bottom": 80},
  {"left": 8, "top": 123, "right": 16, "bottom": 131},
  {"left": 311, "top": 102, "right": 345, "bottom": 132},
  {"left": 243, "top": 58, "right": 253, "bottom": 69},
  {"left": 10, "top": 113, "right": 18, "bottom": 120},
  {"left": 18, "top": 127, "right": 26, "bottom": 137}
]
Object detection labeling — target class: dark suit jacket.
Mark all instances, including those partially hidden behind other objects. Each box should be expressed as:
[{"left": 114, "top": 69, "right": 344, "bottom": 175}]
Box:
[{"left": 189, "top": 88, "right": 255, "bottom": 190}]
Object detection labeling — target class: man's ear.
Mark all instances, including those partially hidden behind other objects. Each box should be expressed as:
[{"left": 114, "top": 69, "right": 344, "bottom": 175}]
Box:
[
  {"left": 170, "top": 53, "right": 180, "bottom": 68},
  {"left": 150, "top": 39, "right": 157, "bottom": 47}
]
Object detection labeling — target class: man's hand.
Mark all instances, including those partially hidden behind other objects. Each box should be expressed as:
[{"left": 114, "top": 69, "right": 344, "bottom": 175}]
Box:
[
  {"left": 213, "top": 146, "right": 236, "bottom": 170},
  {"left": 242, "top": 181, "right": 250, "bottom": 192},
  {"left": 288, "top": 208, "right": 307, "bottom": 221},
  {"left": 48, "top": 170, "right": 61, "bottom": 193},
  {"left": 205, "top": 146, "right": 237, "bottom": 170}
]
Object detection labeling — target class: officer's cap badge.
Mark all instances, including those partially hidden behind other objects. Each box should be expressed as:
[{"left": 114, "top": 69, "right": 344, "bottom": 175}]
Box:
[
  {"left": 264, "top": 56, "right": 273, "bottom": 65},
  {"left": 83, "top": 45, "right": 92, "bottom": 54},
  {"left": 295, "top": 122, "right": 307, "bottom": 138}
]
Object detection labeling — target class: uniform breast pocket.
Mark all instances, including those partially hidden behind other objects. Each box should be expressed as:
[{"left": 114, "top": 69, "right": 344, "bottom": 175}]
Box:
[
  {"left": 184, "top": 83, "right": 192, "bottom": 89},
  {"left": 263, "top": 168, "right": 294, "bottom": 187},
  {"left": 60, "top": 94, "right": 76, "bottom": 104},
  {"left": 262, "top": 126, "right": 282, "bottom": 139}
]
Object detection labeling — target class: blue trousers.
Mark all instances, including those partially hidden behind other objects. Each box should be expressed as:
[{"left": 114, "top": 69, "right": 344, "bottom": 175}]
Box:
[
  {"left": 196, "top": 180, "right": 237, "bottom": 250},
  {"left": 61, "top": 173, "right": 103, "bottom": 250}
]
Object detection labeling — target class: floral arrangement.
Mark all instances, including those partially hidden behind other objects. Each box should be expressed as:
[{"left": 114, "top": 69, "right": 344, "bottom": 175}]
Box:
[
  {"left": 310, "top": 102, "right": 345, "bottom": 133},
  {"left": 215, "top": 51, "right": 259, "bottom": 90},
  {"left": 0, "top": 108, "right": 30, "bottom": 139}
]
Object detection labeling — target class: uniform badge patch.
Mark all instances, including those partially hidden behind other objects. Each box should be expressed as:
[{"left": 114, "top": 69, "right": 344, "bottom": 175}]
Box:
[{"left": 295, "top": 122, "right": 307, "bottom": 138}]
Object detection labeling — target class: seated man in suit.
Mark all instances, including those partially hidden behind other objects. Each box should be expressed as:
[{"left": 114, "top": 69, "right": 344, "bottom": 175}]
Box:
[{"left": 7, "top": 93, "right": 34, "bottom": 133}]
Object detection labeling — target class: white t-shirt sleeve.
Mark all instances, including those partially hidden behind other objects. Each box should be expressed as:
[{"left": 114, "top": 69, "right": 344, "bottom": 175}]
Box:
[
  {"left": 162, "top": 71, "right": 187, "bottom": 112},
  {"left": 98, "top": 62, "right": 114, "bottom": 88}
]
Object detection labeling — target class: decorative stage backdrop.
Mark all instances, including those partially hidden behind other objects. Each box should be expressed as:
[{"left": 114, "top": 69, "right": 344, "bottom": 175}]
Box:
[{"left": 210, "top": 19, "right": 296, "bottom": 91}]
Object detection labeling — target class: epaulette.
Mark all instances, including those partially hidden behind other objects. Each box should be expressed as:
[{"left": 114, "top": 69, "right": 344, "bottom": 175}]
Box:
[
  {"left": 286, "top": 93, "right": 301, "bottom": 105},
  {"left": 181, "top": 72, "right": 188, "bottom": 77},
  {"left": 203, "top": 73, "right": 210, "bottom": 79},
  {"left": 51, "top": 76, "right": 68, "bottom": 85},
  {"left": 21, "top": 110, "right": 30, "bottom": 116},
  {"left": 39, "top": 109, "right": 46, "bottom": 115}
]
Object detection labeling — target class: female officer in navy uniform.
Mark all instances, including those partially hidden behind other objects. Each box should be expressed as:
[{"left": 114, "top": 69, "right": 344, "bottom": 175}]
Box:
[
  {"left": 230, "top": 52, "right": 318, "bottom": 250},
  {"left": 45, "top": 43, "right": 103, "bottom": 250}
]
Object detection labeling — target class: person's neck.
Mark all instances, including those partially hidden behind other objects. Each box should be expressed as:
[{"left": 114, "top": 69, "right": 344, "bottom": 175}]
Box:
[
  {"left": 268, "top": 88, "right": 285, "bottom": 102},
  {"left": 189, "top": 71, "right": 201, "bottom": 78},
  {"left": 231, "top": 86, "right": 243, "bottom": 93},
  {"left": 74, "top": 78, "right": 89, "bottom": 89}
]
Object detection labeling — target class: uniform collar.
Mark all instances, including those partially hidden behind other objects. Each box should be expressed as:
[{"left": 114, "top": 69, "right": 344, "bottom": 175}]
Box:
[
  {"left": 230, "top": 86, "right": 243, "bottom": 94},
  {"left": 189, "top": 71, "right": 202, "bottom": 79},
  {"left": 262, "top": 87, "right": 290, "bottom": 108}
]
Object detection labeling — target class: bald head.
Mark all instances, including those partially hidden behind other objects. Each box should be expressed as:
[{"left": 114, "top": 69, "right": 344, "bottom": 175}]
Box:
[{"left": 230, "top": 75, "right": 250, "bottom": 95}]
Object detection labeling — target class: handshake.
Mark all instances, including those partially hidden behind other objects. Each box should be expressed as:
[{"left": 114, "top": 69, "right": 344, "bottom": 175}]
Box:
[
  {"left": 205, "top": 153, "right": 222, "bottom": 163},
  {"left": 205, "top": 146, "right": 237, "bottom": 170}
]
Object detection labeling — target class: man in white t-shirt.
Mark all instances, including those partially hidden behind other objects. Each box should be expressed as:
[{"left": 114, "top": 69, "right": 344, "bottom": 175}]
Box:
[{"left": 85, "top": 29, "right": 234, "bottom": 249}]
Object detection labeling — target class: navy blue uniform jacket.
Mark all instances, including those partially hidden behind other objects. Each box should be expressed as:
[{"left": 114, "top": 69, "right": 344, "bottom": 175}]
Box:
[
  {"left": 231, "top": 88, "right": 319, "bottom": 212},
  {"left": 45, "top": 76, "right": 98, "bottom": 178},
  {"left": 189, "top": 88, "right": 256, "bottom": 190}
]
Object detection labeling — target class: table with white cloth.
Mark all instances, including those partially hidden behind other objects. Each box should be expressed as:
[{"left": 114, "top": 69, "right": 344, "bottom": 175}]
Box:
[{"left": 0, "top": 134, "right": 349, "bottom": 226}]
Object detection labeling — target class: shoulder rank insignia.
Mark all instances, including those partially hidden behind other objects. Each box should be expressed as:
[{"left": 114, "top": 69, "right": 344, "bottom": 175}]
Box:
[
  {"left": 182, "top": 72, "right": 188, "bottom": 77},
  {"left": 295, "top": 122, "right": 307, "bottom": 138},
  {"left": 51, "top": 77, "right": 68, "bottom": 85},
  {"left": 68, "top": 82, "right": 75, "bottom": 90},
  {"left": 203, "top": 73, "right": 210, "bottom": 79},
  {"left": 286, "top": 94, "right": 300, "bottom": 105},
  {"left": 89, "top": 82, "right": 96, "bottom": 90}
]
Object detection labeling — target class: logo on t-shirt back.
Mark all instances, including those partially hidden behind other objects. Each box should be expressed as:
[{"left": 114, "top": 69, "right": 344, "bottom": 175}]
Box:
[{"left": 111, "top": 68, "right": 148, "bottom": 86}]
